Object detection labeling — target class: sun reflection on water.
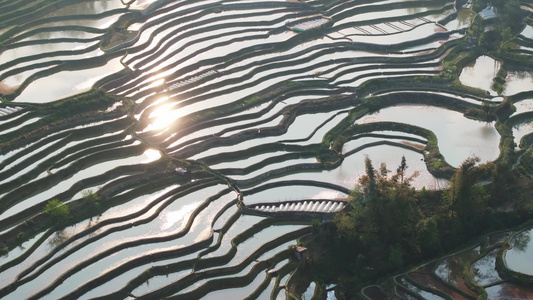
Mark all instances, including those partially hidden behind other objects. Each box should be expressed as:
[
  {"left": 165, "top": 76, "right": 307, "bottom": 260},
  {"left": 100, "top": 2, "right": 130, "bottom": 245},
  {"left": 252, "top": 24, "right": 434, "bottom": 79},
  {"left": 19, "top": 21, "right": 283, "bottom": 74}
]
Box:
[
  {"left": 160, "top": 201, "right": 201, "bottom": 231},
  {"left": 148, "top": 78, "right": 166, "bottom": 89},
  {"left": 149, "top": 105, "right": 178, "bottom": 130},
  {"left": 142, "top": 149, "right": 162, "bottom": 163},
  {"left": 142, "top": 98, "right": 186, "bottom": 133}
]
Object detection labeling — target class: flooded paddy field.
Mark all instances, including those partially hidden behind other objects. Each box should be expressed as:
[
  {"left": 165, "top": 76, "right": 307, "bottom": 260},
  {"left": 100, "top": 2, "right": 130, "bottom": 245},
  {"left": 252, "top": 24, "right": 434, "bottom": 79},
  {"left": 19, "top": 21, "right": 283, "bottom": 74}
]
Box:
[
  {"left": 366, "top": 228, "right": 533, "bottom": 300},
  {"left": 0, "top": 0, "right": 532, "bottom": 299}
]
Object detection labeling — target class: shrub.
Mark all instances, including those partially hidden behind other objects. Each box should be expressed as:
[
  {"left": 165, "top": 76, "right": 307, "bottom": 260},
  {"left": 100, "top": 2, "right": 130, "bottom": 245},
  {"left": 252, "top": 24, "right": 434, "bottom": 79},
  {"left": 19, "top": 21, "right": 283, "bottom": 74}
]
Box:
[
  {"left": 311, "top": 219, "right": 321, "bottom": 234},
  {"left": 44, "top": 199, "right": 69, "bottom": 218},
  {"left": 82, "top": 189, "right": 100, "bottom": 210}
]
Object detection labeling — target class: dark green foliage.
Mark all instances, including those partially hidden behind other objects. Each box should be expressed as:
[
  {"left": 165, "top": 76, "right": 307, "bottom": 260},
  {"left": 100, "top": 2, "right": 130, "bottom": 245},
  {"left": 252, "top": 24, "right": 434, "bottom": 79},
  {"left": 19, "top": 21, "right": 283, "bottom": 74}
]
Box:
[
  {"left": 49, "top": 89, "right": 118, "bottom": 121},
  {"left": 497, "top": 0, "right": 524, "bottom": 32},
  {"left": 442, "top": 157, "right": 487, "bottom": 227},
  {"left": 467, "top": 0, "right": 524, "bottom": 55},
  {"left": 311, "top": 219, "right": 320, "bottom": 234},
  {"left": 327, "top": 154, "right": 533, "bottom": 295},
  {"left": 494, "top": 99, "right": 515, "bottom": 120},
  {"left": 387, "top": 245, "right": 404, "bottom": 269},
  {"left": 479, "top": 30, "right": 502, "bottom": 53},
  {"left": 82, "top": 189, "right": 101, "bottom": 211},
  {"left": 397, "top": 155, "right": 408, "bottom": 182},
  {"left": 416, "top": 217, "right": 441, "bottom": 253},
  {"left": 335, "top": 156, "right": 424, "bottom": 270},
  {"left": 472, "top": 1, "right": 485, "bottom": 12}
]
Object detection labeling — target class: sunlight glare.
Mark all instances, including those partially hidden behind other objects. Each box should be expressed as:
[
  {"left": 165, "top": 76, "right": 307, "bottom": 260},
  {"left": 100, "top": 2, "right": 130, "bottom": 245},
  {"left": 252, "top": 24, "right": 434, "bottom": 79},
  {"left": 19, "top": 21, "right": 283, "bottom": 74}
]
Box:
[
  {"left": 149, "top": 78, "right": 166, "bottom": 88},
  {"left": 161, "top": 201, "right": 200, "bottom": 231},
  {"left": 144, "top": 101, "right": 186, "bottom": 132},
  {"left": 147, "top": 105, "right": 178, "bottom": 131},
  {"left": 142, "top": 149, "right": 162, "bottom": 163}
]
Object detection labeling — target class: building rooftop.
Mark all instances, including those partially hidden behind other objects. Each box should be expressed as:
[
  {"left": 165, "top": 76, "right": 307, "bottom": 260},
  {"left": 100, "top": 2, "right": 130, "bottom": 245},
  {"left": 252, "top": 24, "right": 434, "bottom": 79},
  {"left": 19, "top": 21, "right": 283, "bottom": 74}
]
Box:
[{"left": 480, "top": 6, "right": 497, "bottom": 20}]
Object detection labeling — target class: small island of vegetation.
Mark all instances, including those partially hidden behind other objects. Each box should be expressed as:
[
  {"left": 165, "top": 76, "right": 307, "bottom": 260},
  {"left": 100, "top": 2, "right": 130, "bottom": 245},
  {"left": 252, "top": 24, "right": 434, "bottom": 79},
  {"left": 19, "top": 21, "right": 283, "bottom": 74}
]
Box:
[{"left": 292, "top": 154, "right": 532, "bottom": 298}]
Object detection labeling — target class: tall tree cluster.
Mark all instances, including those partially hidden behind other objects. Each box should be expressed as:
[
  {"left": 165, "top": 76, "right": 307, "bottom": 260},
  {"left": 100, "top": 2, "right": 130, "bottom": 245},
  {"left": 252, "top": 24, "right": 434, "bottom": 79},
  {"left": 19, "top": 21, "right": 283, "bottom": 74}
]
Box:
[{"left": 334, "top": 156, "right": 494, "bottom": 272}]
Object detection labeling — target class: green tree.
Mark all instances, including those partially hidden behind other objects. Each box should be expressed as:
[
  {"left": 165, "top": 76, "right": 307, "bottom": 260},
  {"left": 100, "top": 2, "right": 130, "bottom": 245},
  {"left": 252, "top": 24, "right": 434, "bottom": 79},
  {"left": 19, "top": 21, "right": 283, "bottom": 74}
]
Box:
[
  {"left": 335, "top": 157, "right": 424, "bottom": 264},
  {"left": 482, "top": 101, "right": 493, "bottom": 120},
  {"left": 513, "top": 231, "right": 532, "bottom": 252},
  {"left": 397, "top": 155, "right": 408, "bottom": 182},
  {"left": 82, "top": 189, "right": 101, "bottom": 210},
  {"left": 387, "top": 244, "right": 404, "bottom": 269},
  {"left": 443, "top": 157, "right": 490, "bottom": 233},
  {"left": 502, "top": 0, "right": 524, "bottom": 32},
  {"left": 363, "top": 155, "right": 377, "bottom": 201},
  {"left": 416, "top": 217, "right": 441, "bottom": 254},
  {"left": 479, "top": 30, "right": 501, "bottom": 53},
  {"left": 44, "top": 199, "right": 69, "bottom": 218}
]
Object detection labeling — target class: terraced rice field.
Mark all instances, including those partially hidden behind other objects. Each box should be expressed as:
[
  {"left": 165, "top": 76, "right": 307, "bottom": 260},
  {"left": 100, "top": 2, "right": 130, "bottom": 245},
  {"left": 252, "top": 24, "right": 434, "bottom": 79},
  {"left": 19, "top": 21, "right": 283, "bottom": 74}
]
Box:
[
  {"left": 363, "top": 230, "right": 533, "bottom": 300},
  {"left": 0, "top": 0, "right": 532, "bottom": 299}
]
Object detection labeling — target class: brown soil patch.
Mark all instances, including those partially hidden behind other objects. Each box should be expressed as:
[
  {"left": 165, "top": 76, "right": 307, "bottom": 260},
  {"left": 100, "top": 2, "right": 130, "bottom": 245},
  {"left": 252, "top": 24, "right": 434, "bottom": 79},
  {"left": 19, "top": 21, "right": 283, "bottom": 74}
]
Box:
[
  {"left": 409, "top": 272, "right": 470, "bottom": 300},
  {"left": 0, "top": 81, "right": 18, "bottom": 95},
  {"left": 401, "top": 141, "right": 425, "bottom": 150}
]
